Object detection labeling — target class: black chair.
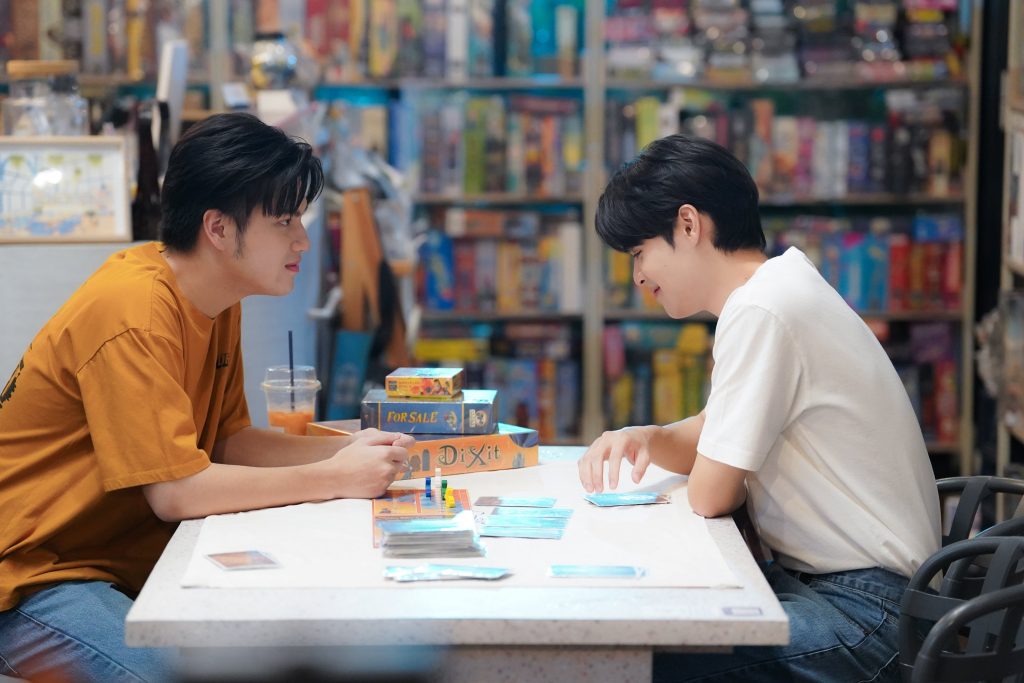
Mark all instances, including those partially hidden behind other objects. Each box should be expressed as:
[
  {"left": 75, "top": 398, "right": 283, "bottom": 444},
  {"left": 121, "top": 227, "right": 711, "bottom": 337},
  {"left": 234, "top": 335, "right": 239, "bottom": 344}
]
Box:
[
  {"left": 899, "top": 536, "right": 1024, "bottom": 682},
  {"left": 911, "top": 582, "right": 1024, "bottom": 683},
  {"left": 938, "top": 476, "right": 1024, "bottom": 546}
]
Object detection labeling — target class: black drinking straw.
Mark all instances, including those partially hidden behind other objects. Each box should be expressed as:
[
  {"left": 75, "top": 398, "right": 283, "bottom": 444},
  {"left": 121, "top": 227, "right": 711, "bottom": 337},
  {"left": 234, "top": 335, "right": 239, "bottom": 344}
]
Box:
[{"left": 288, "top": 330, "right": 295, "bottom": 410}]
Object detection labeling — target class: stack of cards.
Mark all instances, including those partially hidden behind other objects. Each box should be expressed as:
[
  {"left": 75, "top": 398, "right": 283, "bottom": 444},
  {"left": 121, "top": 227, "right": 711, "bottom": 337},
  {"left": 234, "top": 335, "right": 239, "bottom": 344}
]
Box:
[
  {"left": 383, "top": 564, "right": 511, "bottom": 582},
  {"left": 478, "top": 507, "right": 573, "bottom": 539},
  {"left": 474, "top": 496, "right": 572, "bottom": 540},
  {"left": 583, "top": 492, "right": 670, "bottom": 507},
  {"left": 377, "top": 510, "right": 485, "bottom": 558}
]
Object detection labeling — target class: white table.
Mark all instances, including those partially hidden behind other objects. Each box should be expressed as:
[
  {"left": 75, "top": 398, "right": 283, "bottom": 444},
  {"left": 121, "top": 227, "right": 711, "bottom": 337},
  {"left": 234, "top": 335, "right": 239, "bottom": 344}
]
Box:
[{"left": 126, "top": 447, "right": 788, "bottom": 682}]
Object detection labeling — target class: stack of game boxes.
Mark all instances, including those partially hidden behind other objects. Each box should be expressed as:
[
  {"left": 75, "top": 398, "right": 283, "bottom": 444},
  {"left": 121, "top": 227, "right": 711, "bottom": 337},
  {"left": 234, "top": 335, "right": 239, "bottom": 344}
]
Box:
[{"left": 359, "top": 367, "right": 540, "bottom": 479}]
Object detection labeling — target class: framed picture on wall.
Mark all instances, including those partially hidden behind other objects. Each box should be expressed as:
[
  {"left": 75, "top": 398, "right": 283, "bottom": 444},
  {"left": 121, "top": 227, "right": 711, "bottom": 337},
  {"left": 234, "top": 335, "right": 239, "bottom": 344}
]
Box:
[{"left": 0, "top": 136, "right": 131, "bottom": 243}]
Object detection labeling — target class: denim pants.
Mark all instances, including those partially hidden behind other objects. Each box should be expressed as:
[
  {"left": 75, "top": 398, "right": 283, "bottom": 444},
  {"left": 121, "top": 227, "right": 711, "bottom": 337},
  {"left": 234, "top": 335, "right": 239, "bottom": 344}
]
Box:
[
  {"left": 654, "top": 564, "right": 906, "bottom": 683},
  {"left": 0, "top": 580, "right": 178, "bottom": 683}
]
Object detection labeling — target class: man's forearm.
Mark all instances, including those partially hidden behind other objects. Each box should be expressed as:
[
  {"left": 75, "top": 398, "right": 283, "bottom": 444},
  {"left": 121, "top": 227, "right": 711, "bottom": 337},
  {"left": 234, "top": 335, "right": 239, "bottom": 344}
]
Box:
[
  {"left": 144, "top": 460, "right": 333, "bottom": 521},
  {"left": 212, "top": 426, "right": 350, "bottom": 466},
  {"left": 647, "top": 411, "right": 705, "bottom": 475}
]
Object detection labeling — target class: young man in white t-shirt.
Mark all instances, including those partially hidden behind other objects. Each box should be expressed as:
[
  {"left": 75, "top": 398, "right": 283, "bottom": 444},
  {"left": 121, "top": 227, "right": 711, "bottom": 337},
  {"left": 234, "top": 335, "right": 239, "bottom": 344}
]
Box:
[{"left": 578, "top": 134, "right": 940, "bottom": 682}]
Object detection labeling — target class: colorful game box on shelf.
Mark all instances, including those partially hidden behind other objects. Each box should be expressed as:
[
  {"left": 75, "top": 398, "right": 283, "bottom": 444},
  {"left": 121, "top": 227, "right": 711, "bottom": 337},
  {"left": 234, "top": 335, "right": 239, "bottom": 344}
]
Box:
[
  {"left": 360, "top": 388, "right": 498, "bottom": 435},
  {"left": 385, "top": 367, "right": 464, "bottom": 399}
]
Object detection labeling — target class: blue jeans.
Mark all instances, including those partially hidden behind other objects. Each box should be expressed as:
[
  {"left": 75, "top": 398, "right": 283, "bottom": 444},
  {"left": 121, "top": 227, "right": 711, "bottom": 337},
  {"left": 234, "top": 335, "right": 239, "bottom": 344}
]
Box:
[
  {"left": 0, "top": 580, "right": 178, "bottom": 683},
  {"left": 654, "top": 564, "right": 906, "bottom": 682}
]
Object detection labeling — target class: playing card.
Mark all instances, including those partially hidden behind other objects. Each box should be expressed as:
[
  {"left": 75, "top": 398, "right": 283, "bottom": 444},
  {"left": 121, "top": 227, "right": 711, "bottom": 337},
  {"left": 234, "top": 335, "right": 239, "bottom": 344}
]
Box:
[
  {"left": 205, "top": 550, "right": 280, "bottom": 571},
  {"left": 583, "top": 492, "right": 670, "bottom": 507}
]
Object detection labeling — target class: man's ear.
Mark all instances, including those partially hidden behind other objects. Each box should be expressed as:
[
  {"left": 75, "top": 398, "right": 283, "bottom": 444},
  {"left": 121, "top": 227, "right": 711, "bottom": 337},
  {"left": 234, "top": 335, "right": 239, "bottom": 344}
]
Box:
[
  {"left": 675, "top": 204, "right": 703, "bottom": 245},
  {"left": 200, "top": 209, "right": 232, "bottom": 252}
]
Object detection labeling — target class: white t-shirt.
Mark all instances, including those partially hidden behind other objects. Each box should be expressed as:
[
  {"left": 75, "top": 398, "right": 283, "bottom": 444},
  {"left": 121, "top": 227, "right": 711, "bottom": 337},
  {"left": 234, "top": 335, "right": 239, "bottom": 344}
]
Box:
[{"left": 697, "top": 247, "right": 940, "bottom": 578}]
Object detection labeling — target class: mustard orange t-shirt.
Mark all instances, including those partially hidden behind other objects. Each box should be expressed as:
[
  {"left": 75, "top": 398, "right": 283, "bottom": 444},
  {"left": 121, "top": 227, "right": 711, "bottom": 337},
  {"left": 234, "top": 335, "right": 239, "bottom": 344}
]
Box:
[{"left": 0, "top": 242, "right": 250, "bottom": 610}]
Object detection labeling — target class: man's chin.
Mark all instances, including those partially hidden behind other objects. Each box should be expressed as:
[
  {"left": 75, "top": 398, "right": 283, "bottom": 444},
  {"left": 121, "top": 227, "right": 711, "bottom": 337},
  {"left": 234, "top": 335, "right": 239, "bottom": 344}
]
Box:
[{"left": 665, "top": 304, "right": 700, "bottom": 320}]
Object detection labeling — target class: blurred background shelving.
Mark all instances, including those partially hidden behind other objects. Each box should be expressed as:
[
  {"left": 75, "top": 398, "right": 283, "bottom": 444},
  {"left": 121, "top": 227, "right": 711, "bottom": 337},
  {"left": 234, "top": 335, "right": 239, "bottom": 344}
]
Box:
[{"left": 0, "top": 0, "right": 986, "bottom": 473}]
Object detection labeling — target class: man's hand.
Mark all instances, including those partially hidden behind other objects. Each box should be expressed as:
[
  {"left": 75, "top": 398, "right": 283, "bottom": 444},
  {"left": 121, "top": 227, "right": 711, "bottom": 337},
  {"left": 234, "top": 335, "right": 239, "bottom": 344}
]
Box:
[
  {"left": 578, "top": 425, "right": 660, "bottom": 493},
  {"left": 347, "top": 428, "right": 415, "bottom": 450},
  {"left": 317, "top": 429, "right": 412, "bottom": 499}
]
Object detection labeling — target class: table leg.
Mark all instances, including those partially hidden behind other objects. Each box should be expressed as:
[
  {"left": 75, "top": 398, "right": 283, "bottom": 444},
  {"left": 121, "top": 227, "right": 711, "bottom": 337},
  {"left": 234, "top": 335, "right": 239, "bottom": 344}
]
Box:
[{"left": 441, "top": 646, "right": 652, "bottom": 683}]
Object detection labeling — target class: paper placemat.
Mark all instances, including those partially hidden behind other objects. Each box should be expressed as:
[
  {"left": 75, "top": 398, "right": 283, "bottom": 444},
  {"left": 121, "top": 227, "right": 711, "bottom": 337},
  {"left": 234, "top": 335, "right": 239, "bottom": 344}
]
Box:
[{"left": 180, "top": 461, "right": 740, "bottom": 590}]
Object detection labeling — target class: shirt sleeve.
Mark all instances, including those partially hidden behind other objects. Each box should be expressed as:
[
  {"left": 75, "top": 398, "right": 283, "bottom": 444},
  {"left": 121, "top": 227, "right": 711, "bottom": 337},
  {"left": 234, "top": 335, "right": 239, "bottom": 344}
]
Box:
[
  {"left": 697, "top": 304, "right": 804, "bottom": 472},
  {"left": 78, "top": 329, "right": 210, "bottom": 491}
]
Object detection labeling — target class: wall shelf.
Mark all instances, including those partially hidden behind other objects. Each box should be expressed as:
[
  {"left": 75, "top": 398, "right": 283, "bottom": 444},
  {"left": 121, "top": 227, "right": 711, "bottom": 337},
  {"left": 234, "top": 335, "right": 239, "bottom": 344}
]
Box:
[
  {"left": 605, "top": 77, "right": 968, "bottom": 93},
  {"left": 759, "top": 193, "right": 965, "bottom": 207},
  {"left": 317, "top": 77, "right": 584, "bottom": 93},
  {"left": 420, "top": 310, "right": 582, "bottom": 322},
  {"left": 414, "top": 194, "right": 584, "bottom": 206},
  {"left": 603, "top": 309, "right": 962, "bottom": 323}
]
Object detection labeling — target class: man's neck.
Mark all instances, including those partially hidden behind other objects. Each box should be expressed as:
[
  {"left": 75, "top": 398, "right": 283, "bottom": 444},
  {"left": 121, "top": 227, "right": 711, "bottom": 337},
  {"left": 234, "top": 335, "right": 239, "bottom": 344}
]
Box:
[
  {"left": 161, "top": 248, "right": 240, "bottom": 319},
  {"left": 704, "top": 249, "right": 769, "bottom": 317}
]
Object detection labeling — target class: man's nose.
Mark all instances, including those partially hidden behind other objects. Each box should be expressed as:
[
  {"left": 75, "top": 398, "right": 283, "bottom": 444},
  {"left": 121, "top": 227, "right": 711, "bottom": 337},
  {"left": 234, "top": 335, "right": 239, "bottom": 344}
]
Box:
[{"left": 633, "top": 259, "right": 645, "bottom": 287}]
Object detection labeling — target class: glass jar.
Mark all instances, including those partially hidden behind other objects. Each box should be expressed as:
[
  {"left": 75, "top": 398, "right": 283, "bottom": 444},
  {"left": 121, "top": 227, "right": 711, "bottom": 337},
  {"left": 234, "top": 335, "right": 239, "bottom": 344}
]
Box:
[
  {"left": 250, "top": 32, "right": 299, "bottom": 90},
  {"left": 2, "top": 60, "right": 88, "bottom": 136}
]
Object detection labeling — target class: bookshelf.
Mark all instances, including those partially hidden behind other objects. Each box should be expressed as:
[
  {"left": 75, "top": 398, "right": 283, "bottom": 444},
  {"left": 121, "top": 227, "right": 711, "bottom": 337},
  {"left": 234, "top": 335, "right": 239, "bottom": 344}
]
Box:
[
  {"left": 312, "top": 0, "right": 977, "bottom": 464},
  {"left": 585, "top": 2, "right": 980, "bottom": 475},
  {"left": 606, "top": 77, "right": 968, "bottom": 93},
  {"left": 996, "top": 1, "right": 1024, "bottom": 486},
  {"left": 4, "top": 2, "right": 976, "bottom": 461}
]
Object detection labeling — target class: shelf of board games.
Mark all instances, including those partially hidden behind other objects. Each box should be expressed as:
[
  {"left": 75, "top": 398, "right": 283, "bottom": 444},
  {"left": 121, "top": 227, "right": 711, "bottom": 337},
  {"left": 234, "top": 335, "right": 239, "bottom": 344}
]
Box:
[
  {"left": 996, "top": 2, "right": 1024, "bottom": 484},
  {"left": 315, "top": 78, "right": 585, "bottom": 93},
  {"left": 605, "top": 76, "right": 968, "bottom": 93},
  {"left": 758, "top": 194, "right": 965, "bottom": 207},
  {"left": 0, "top": 73, "right": 213, "bottom": 86},
  {"left": 294, "top": 0, "right": 981, "bottom": 460},
  {"left": 589, "top": 1, "right": 980, "bottom": 475},
  {"left": 603, "top": 309, "right": 964, "bottom": 323},
  {"left": 420, "top": 311, "right": 582, "bottom": 323},
  {"left": 413, "top": 194, "right": 584, "bottom": 206}
]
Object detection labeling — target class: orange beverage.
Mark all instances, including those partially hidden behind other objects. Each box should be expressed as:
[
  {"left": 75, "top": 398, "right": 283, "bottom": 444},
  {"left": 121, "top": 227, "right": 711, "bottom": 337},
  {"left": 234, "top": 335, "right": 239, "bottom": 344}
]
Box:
[{"left": 268, "top": 409, "right": 314, "bottom": 435}]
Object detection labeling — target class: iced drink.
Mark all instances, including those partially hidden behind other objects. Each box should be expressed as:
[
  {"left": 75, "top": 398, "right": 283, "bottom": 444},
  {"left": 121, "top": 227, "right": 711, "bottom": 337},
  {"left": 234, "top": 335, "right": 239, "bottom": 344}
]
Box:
[{"left": 262, "top": 365, "right": 320, "bottom": 435}]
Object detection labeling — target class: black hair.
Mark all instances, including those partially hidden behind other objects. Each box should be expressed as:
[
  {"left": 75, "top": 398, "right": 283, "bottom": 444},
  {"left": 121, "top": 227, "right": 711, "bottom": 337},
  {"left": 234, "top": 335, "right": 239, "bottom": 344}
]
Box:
[
  {"left": 596, "top": 134, "right": 765, "bottom": 254},
  {"left": 160, "top": 112, "right": 324, "bottom": 252}
]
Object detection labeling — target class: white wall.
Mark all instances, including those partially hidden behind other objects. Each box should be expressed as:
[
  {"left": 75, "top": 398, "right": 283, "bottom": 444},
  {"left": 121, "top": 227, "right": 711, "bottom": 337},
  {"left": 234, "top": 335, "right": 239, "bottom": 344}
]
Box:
[
  {"left": 241, "top": 200, "right": 323, "bottom": 427},
  {"left": 0, "top": 242, "right": 126, "bottom": 379}
]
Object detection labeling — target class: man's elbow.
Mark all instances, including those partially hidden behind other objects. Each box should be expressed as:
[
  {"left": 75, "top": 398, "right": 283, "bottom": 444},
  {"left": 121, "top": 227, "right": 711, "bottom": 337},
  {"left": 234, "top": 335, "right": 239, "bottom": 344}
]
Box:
[
  {"left": 690, "top": 499, "right": 737, "bottom": 518},
  {"left": 687, "top": 488, "right": 742, "bottom": 518},
  {"left": 143, "top": 484, "right": 191, "bottom": 522}
]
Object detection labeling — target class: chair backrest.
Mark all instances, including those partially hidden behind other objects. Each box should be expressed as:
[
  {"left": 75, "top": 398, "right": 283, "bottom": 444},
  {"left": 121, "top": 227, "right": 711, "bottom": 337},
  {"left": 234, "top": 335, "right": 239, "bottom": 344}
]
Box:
[
  {"left": 938, "top": 476, "right": 1024, "bottom": 546},
  {"left": 899, "top": 536, "right": 1024, "bottom": 682},
  {"left": 911, "top": 583, "right": 1024, "bottom": 683}
]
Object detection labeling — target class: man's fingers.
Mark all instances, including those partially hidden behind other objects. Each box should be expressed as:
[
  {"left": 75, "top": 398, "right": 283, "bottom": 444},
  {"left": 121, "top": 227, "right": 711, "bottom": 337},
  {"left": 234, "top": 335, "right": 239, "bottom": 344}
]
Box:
[
  {"left": 355, "top": 431, "right": 405, "bottom": 447},
  {"left": 632, "top": 447, "right": 651, "bottom": 483},
  {"left": 578, "top": 445, "right": 597, "bottom": 492},
  {"left": 393, "top": 433, "right": 416, "bottom": 449},
  {"left": 607, "top": 442, "right": 626, "bottom": 490},
  {"left": 588, "top": 443, "right": 611, "bottom": 494}
]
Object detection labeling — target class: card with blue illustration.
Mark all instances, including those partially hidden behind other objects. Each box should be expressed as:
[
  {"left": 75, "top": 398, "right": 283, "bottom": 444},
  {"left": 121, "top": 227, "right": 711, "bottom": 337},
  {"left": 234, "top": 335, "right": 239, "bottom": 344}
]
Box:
[{"left": 583, "top": 492, "right": 670, "bottom": 507}]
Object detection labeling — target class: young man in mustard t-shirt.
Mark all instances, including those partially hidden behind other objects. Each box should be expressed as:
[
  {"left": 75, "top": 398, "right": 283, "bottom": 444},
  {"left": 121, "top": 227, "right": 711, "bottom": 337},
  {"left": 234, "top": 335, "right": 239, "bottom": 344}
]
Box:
[{"left": 0, "top": 113, "right": 415, "bottom": 682}]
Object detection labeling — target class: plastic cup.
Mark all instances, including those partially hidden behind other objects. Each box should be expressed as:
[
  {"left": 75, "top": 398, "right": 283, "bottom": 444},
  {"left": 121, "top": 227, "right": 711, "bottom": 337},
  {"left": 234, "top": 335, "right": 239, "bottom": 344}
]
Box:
[{"left": 262, "top": 365, "right": 320, "bottom": 435}]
